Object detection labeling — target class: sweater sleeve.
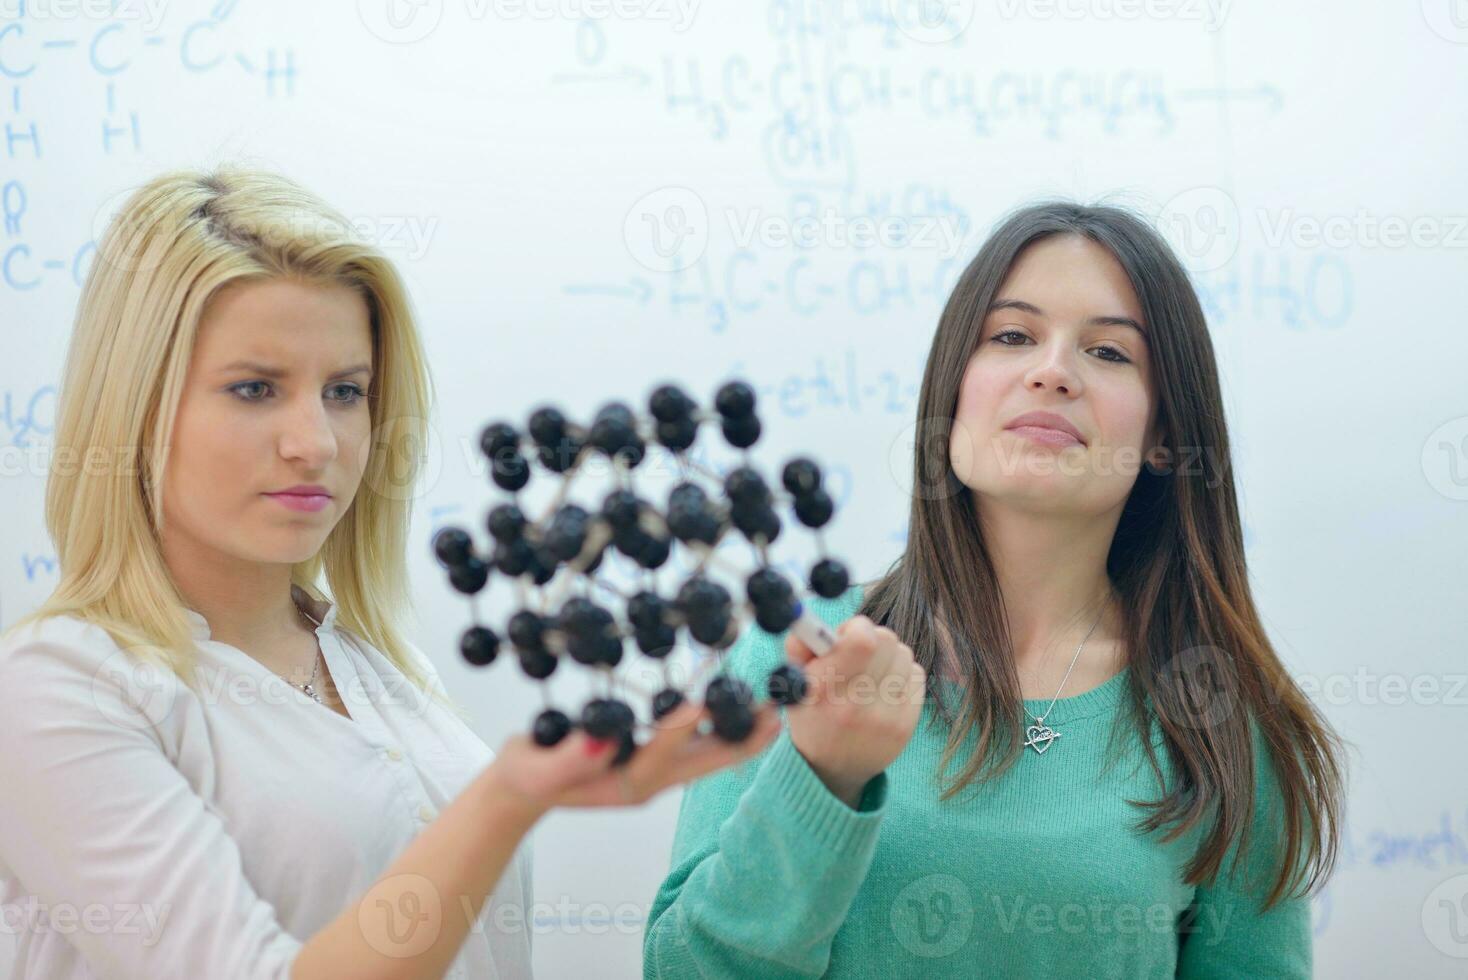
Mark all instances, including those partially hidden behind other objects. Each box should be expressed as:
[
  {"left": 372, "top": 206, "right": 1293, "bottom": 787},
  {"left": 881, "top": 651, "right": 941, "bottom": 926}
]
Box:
[
  {"left": 643, "top": 599, "right": 887, "bottom": 978},
  {"left": 1175, "top": 714, "right": 1313, "bottom": 979}
]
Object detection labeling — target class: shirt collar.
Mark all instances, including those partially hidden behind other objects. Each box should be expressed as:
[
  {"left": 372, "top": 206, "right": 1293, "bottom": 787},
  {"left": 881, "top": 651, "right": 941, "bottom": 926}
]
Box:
[{"left": 184, "top": 584, "right": 340, "bottom": 642}]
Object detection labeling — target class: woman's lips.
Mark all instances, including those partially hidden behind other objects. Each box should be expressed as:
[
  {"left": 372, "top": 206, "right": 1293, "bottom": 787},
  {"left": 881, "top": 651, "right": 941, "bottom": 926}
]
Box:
[
  {"left": 264, "top": 492, "right": 331, "bottom": 512},
  {"left": 1007, "top": 425, "right": 1084, "bottom": 448}
]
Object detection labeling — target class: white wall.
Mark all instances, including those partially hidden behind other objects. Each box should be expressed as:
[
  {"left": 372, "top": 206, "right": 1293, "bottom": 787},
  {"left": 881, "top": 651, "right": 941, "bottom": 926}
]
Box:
[{"left": 2, "top": 1, "right": 1466, "bottom": 976}]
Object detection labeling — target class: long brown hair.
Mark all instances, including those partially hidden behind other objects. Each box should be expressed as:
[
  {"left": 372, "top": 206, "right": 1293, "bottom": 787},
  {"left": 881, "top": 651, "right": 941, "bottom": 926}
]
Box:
[{"left": 861, "top": 199, "right": 1348, "bottom": 910}]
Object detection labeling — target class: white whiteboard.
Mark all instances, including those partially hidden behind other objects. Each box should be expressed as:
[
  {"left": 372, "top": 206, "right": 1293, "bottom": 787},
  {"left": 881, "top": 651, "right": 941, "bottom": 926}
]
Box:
[{"left": 2, "top": 1, "right": 1466, "bottom": 976}]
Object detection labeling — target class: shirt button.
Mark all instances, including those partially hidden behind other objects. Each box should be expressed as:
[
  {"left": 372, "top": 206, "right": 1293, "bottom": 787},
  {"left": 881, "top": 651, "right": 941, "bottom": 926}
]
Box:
[
  {"left": 386, "top": 747, "right": 404, "bottom": 762},
  {"left": 417, "top": 804, "right": 436, "bottom": 822}
]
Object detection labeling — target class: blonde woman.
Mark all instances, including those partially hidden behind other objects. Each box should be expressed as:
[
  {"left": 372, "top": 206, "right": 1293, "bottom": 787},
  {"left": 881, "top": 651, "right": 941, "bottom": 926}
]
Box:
[{"left": 0, "top": 166, "right": 780, "bottom": 980}]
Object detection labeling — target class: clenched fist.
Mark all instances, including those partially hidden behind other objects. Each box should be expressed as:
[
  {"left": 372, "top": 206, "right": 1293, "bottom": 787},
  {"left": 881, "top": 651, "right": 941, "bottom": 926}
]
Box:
[{"left": 783, "top": 615, "right": 926, "bottom": 808}]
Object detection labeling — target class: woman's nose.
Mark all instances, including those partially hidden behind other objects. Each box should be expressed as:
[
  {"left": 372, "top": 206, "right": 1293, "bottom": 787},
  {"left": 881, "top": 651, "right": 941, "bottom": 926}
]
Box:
[
  {"left": 1024, "top": 346, "right": 1082, "bottom": 395},
  {"left": 278, "top": 398, "right": 339, "bottom": 463}
]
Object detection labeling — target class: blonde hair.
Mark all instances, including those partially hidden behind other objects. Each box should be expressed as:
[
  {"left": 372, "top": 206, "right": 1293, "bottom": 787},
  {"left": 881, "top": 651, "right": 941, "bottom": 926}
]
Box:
[{"left": 5, "top": 164, "right": 466, "bottom": 720}]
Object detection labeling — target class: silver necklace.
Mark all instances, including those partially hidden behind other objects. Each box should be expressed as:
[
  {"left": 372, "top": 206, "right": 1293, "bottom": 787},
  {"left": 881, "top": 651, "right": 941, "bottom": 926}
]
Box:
[
  {"left": 280, "top": 598, "right": 325, "bottom": 705},
  {"left": 1022, "top": 597, "right": 1107, "bottom": 757}
]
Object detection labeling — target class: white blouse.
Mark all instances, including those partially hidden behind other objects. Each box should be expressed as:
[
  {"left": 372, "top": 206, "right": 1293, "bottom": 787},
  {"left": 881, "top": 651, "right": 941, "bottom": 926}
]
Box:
[{"left": 0, "top": 586, "right": 534, "bottom": 979}]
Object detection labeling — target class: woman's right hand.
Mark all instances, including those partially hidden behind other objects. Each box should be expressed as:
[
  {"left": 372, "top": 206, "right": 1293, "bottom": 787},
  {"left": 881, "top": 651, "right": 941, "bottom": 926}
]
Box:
[
  {"left": 480, "top": 699, "right": 782, "bottom": 817},
  {"left": 783, "top": 615, "right": 926, "bottom": 808}
]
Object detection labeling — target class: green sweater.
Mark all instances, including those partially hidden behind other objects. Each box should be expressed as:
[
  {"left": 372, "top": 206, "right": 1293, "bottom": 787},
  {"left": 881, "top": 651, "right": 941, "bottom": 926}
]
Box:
[{"left": 644, "top": 585, "right": 1310, "bottom": 978}]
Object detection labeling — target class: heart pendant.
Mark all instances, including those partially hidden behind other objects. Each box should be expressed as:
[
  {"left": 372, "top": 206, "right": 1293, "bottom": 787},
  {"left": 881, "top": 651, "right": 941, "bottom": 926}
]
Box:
[{"left": 1024, "top": 724, "right": 1060, "bottom": 755}]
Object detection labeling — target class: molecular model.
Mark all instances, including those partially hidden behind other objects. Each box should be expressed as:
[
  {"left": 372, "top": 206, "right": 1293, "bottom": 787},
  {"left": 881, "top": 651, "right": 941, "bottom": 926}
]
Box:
[{"left": 430, "top": 379, "right": 848, "bottom": 766}]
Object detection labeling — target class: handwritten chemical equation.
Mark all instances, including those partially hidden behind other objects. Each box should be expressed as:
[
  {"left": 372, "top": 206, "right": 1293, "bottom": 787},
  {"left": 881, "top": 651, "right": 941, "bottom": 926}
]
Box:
[{"left": 0, "top": 0, "right": 298, "bottom": 159}]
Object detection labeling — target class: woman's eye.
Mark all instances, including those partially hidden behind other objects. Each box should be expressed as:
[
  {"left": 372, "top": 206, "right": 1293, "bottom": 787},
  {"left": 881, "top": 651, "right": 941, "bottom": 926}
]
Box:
[
  {"left": 230, "top": 381, "right": 270, "bottom": 401},
  {"left": 990, "top": 331, "right": 1131, "bottom": 364},
  {"left": 330, "top": 384, "right": 367, "bottom": 404},
  {"left": 228, "top": 382, "right": 368, "bottom": 404}
]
